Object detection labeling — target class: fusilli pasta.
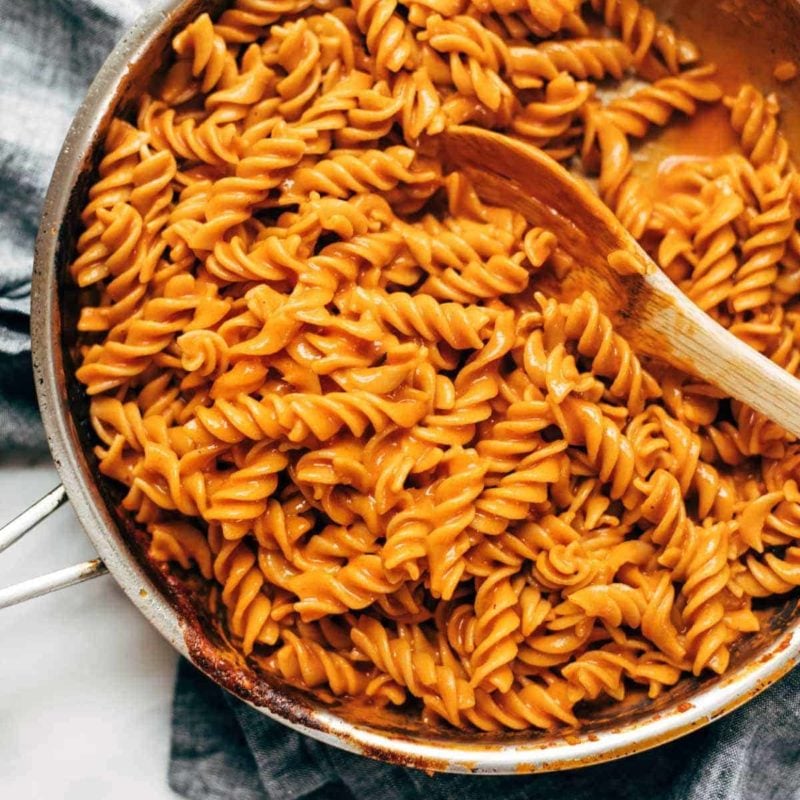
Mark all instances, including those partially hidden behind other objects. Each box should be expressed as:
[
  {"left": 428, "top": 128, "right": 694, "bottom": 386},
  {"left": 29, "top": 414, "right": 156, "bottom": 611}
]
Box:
[{"left": 71, "top": 0, "right": 800, "bottom": 733}]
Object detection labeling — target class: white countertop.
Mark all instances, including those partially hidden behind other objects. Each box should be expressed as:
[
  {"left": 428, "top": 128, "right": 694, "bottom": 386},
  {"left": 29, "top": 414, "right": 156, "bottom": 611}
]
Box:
[{"left": 0, "top": 460, "right": 180, "bottom": 799}]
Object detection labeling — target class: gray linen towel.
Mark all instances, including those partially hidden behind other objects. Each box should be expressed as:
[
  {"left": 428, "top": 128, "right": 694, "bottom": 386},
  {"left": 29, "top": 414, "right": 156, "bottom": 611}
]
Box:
[
  {"left": 2, "top": 2, "right": 800, "bottom": 799},
  {"left": 171, "top": 658, "right": 800, "bottom": 800},
  {"left": 0, "top": 0, "right": 150, "bottom": 453}
]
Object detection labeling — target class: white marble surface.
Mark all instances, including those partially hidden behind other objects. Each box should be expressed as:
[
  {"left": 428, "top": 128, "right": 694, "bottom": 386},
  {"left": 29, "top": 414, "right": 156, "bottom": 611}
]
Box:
[{"left": 0, "top": 460, "right": 180, "bottom": 799}]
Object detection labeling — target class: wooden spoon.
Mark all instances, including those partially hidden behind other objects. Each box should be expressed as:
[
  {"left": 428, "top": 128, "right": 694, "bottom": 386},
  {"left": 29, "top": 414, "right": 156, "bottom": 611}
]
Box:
[{"left": 441, "top": 125, "right": 800, "bottom": 438}]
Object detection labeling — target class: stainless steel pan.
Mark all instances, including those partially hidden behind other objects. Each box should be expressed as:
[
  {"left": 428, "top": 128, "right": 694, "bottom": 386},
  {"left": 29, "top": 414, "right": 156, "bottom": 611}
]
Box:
[{"left": 4, "top": 0, "right": 800, "bottom": 774}]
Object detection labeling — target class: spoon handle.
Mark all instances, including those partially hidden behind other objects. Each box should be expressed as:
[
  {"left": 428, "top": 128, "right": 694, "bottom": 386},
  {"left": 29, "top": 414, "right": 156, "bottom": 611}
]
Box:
[
  {"left": 636, "top": 269, "right": 800, "bottom": 438},
  {"left": 443, "top": 125, "right": 800, "bottom": 439}
]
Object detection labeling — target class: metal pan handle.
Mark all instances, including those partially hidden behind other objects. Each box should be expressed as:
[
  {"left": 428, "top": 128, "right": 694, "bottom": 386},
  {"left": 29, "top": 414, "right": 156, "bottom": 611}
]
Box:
[{"left": 0, "top": 485, "right": 108, "bottom": 609}]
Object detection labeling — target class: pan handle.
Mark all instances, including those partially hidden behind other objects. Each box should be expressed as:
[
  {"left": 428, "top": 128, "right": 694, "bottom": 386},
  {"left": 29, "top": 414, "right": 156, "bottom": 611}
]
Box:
[{"left": 0, "top": 485, "right": 109, "bottom": 609}]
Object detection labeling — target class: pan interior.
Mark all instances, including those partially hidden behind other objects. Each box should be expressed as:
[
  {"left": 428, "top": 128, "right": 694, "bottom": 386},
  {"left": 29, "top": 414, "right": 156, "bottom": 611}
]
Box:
[{"left": 43, "top": 0, "right": 800, "bottom": 767}]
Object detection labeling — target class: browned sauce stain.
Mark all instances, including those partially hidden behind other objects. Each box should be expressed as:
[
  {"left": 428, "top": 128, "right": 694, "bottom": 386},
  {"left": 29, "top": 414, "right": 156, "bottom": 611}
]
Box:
[{"left": 676, "top": 702, "right": 695, "bottom": 713}]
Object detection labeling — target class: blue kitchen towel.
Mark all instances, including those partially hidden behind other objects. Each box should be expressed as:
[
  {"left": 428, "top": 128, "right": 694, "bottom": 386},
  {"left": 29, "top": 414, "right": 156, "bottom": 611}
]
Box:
[
  {"left": 170, "top": 657, "right": 800, "bottom": 800},
  {"left": 0, "top": 0, "right": 150, "bottom": 453},
  {"left": 2, "top": 2, "right": 800, "bottom": 799}
]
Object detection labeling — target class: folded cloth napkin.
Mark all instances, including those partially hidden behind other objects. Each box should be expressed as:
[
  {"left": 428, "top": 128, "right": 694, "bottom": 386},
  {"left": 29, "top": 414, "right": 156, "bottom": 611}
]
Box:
[
  {"left": 171, "top": 657, "right": 800, "bottom": 800},
  {"left": 2, "top": 2, "right": 800, "bottom": 799},
  {"left": 0, "top": 0, "right": 150, "bottom": 454}
]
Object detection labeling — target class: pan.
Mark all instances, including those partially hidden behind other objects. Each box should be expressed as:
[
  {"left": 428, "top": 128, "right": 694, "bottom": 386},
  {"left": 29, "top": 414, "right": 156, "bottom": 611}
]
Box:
[{"left": 3, "top": 0, "right": 800, "bottom": 774}]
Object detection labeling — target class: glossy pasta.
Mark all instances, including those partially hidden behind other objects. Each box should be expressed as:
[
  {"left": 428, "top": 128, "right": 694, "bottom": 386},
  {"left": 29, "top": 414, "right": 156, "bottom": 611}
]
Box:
[{"left": 73, "top": 0, "right": 800, "bottom": 732}]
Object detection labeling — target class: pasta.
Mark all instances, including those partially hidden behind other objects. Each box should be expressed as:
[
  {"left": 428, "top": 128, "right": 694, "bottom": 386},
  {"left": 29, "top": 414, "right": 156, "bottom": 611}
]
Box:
[{"left": 72, "top": 0, "right": 800, "bottom": 733}]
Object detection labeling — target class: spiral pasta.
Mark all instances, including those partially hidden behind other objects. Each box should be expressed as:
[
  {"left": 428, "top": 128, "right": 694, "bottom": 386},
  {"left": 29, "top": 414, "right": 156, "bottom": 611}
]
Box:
[{"left": 72, "top": 0, "right": 800, "bottom": 733}]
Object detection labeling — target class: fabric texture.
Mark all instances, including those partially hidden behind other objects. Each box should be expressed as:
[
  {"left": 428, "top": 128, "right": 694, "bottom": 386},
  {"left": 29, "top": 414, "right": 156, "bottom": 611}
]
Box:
[
  {"left": 1, "top": 2, "right": 799, "bottom": 799},
  {"left": 0, "top": 0, "right": 150, "bottom": 454},
  {"left": 170, "top": 657, "right": 800, "bottom": 800}
]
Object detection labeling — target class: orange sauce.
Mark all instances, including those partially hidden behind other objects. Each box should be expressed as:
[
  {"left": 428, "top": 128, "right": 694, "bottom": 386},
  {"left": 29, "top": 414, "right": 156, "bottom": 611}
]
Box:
[
  {"left": 649, "top": 103, "right": 740, "bottom": 164},
  {"left": 630, "top": 0, "right": 800, "bottom": 204},
  {"left": 657, "top": 0, "right": 800, "bottom": 151},
  {"left": 634, "top": 103, "right": 741, "bottom": 202}
]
